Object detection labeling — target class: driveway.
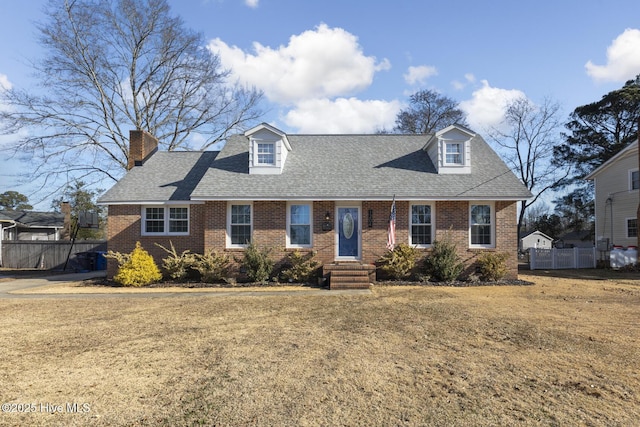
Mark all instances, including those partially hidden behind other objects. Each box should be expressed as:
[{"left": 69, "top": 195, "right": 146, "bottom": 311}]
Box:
[{"left": 0, "top": 271, "right": 107, "bottom": 297}]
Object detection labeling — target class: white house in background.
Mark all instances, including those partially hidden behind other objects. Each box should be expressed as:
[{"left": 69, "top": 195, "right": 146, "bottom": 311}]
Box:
[
  {"left": 519, "top": 230, "right": 553, "bottom": 252},
  {"left": 585, "top": 139, "right": 639, "bottom": 249}
]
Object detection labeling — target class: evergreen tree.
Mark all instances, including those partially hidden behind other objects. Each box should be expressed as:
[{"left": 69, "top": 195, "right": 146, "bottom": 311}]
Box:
[{"left": 0, "top": 191, "right": 33, "bottom": 211}]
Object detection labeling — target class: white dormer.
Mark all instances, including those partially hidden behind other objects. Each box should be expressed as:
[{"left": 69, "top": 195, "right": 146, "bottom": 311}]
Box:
[
  {"left": 425, "top": 124, "right": 474, "bottom": 174},
  {"left": 245, "top": 123, "right": 292, "bottom": 175}
]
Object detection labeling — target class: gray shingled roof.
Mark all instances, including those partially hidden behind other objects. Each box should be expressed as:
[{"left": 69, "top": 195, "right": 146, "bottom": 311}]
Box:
[
  {"left": 191, "top": 133, "right": 531, "bottom": 200},
  {"left": 99, "top": 133, "right": 531, "bottom": 203},
  {"left": 0, "top": 210, "right": 64, "bottom": 227},
  {"left": 99, "top": 151, "right": 219, "bottom": 203}
]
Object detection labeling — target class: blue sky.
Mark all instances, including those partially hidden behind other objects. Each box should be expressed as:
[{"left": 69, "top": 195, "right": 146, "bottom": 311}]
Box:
[{"left": 2, "top": 0, "right": 640, "bottom": 207}]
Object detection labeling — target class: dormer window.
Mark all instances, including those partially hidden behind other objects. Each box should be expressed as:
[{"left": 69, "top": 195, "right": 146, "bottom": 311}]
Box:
[
  {"left": 257, "top": 142, "right": 275, "bottom": 165},
  {"left": 425, "top": 124, "right": 475, "bottom": 174},
  {"left": 445, "top": 142, "right": 463, "bottom": 165},
  {"left": 245, "top": 123, "right": 292, "bottom": 175}
]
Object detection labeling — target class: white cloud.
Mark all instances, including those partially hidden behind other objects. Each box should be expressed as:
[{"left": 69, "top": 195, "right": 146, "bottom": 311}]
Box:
[
  {"left": 208, "top": 24, "right": 390, "bottom": 105},
  {"left": 459, "top": 80, "right": 525, "bottom": 131},
  {"left": 244, "top": 0, "right": 259, "bottom": 8},
  {"left": 0, "top": 73, "right": 12, "bottom": 91},
  {"left": 586, "top": 28, "right": 640, "bottom": 82},
  {"left": 0, "top": 74, "right": 13, "bottom": 116},
  {"left": 403, "top": 65, "right": 437, "bottom": 85},
  {"left": 283, "top": 97, "right": 401, "bottom": 133},
  {"left": 452, "top": 73, "right": 475, "bottom": 90}
]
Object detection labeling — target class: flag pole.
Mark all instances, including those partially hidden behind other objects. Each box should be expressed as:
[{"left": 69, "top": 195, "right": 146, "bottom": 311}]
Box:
[{"left": 387, "top": 195, "right": 396, "bottom": 251}]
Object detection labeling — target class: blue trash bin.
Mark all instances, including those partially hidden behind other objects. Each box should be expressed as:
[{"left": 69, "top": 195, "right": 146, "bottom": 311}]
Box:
[{"left": 95, "top": 251, "right": 107, "bottom": 270}]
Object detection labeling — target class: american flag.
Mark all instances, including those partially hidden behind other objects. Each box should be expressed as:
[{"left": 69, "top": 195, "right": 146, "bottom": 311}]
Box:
[{"left": 386, "top": 196, "right": 396, "bottom": 250}]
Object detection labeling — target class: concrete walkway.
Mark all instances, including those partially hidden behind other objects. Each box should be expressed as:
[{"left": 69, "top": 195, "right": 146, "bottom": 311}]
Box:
[{"left": 0, "top": 271, "right": 371, "bottom": 299}]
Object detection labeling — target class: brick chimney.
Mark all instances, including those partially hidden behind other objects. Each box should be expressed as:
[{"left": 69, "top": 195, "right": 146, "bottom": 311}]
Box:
[
  {"left": 128, "top": 129, "right": 159, "bottom": 170},
  {"left": 61, "top": 201, "right": 71, "bottom": 240}
]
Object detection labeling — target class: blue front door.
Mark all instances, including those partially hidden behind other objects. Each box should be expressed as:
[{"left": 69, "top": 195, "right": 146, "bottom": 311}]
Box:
[{"left": 337, "top": 207, "right": 360, "bottom": 259}]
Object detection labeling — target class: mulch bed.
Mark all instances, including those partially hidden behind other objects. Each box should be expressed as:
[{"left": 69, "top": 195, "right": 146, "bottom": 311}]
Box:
[
  {"left": 376, "top": 279, "right": 534, "bottom": 287},
  {"left": 83, "top": 277, "right": 534, "bottom": 289}
]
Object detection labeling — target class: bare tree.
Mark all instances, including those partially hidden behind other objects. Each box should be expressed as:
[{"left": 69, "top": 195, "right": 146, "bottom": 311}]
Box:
[
  {"left": 394, "top": 89, "right": 467, "bottom": 134},
  {"left": 0, "top": 0, "right": 262, "bottom": 197},
  {"left": 487, "top": 97, "right": 570, "bottom": 239}
]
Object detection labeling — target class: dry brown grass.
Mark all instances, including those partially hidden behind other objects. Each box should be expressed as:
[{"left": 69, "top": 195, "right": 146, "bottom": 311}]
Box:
[{"left": 0, "top": 270, "right": 639, "bottom": 426}]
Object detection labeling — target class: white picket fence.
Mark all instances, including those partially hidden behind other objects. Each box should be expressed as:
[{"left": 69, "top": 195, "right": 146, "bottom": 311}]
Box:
[{"left": 529, "top": 247, "right": 597, "bottom": 270}]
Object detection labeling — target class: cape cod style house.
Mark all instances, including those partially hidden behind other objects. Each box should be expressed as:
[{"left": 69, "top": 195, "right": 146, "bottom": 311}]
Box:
[{"left": 98, "top": 124, "right": 531, "bottom": 288}]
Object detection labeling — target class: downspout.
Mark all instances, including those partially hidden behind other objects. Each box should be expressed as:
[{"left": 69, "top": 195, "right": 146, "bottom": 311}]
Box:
[
  {"left": 609, "top": 197, "right": 614, "bottom": 247},
  {"left": 604, "top": 196, "right": 613, "bottom": 248}
]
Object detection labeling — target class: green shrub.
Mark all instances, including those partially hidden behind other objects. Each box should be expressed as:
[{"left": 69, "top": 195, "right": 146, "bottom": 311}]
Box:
[
  {"left": 238, "top": 243, "right": 274, "bottom": 284},
  {"left": 378, "top": 243, "right": 419, "bottom": 280},
  {"left": 423, "top": 236, "right": 464, "bottom": 282},
  {"left": 155, "top": 241, "right": 196, "bottom": 280},
  {"left": 112, "top": 242, "right": 162, "bottom": 287},
  {"left": 280, "top": 250, "right": 320, "bottom": 283},
  {"left": 193, "top": 250, "right": 231, "bottom": 283},
  {"left": 476, "top": 251, "right": 510, "bottom": 281},
  {"left": 104, "top": 249, "right": 130, "bottom": 266}
]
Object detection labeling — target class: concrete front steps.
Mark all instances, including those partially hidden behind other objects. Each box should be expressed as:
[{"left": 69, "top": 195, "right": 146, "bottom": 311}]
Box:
[{"left": 323, "top": 263, "right": 375, "bottom": 290}]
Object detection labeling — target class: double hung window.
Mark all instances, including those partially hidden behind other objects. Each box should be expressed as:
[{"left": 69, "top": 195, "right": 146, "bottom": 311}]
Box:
[
  {"left": 470, "top": 203, "right": 494, "bottom": 247},
  {"left": 630, "top": 170, "right": 639, "bottom": 190},
  {"left": 410, "top": 204, "right": 433, "bottom": 246},
  {"left": 287, "top": 204, "right": 312, "bottom": 247},
  {"left": 142, "top": 206, "right": 189, "bottom": 235},
  {"left": 256, "top": 143, "right": 275, "bottom": 165},
  {"left": 628, "top": 218, "right": 638, "bottom": 238},
  {"left": 229, "top": 204, "right": 252, "bottom": 246},
  {"left": 445, "top": 142, "right": 463, "bottom": 165}
]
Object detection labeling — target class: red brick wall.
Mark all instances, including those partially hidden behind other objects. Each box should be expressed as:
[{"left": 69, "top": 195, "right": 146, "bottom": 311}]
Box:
[
  {"left": 254, "top": 201, "right": 286, "bottom": 249},
  {"left": 312, "top": 201, "right": 335, "bottom": 266},
  {"left": 105, "top": 204, "right": 205, "bottom": 277},
  {"left": 203, "top": 201, "right": 226, "bottom": 252},
  {"left": 433, "top": 200, "right": 518, "bottom": 279},
  {"left": 106, "top": 199, "right": 519, "bottom": 280}
]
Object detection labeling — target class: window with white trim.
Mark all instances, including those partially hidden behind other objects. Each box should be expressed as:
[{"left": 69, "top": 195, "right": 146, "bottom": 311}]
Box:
[
  {"left": 445, "top": 142, "right": 463, "bottom": 165},
  {"left": 287, "top": 203, "right": 312, "bottom": 247},
  {"left": 228, "top": 203, "right": 252, "bottom": 247},
  {"left": 630, "top": 169, "right": 639, "bottom": 190},
  {"left": 169, "top": 207, "right": 189, "bottom": 233},
  {"left": 142, "top": 206, "right": 189, "bottom": 235},
  {"left": 470, "top": 203, "right": 494, "bottom": 247},
  {"left": 410, "top": 203, "right": 433, "bottom": 246},
  {"left": 627, "top": 218, "right": 638, "bottom": 238},
  {"left": 257, "top": 142, "right": 275, "bottom": 165}
]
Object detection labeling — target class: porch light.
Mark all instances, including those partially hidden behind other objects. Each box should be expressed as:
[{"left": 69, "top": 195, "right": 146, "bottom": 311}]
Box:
[{"left": 322, "top": 212, "right": 332, "bottom": 231}]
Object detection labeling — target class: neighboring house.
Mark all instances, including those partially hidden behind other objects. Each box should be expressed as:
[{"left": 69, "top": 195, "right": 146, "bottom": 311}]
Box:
[
  {"left": 0, "top": 209, "right": 68, "bottom": 241},
  {"left": 98, "top": 125, "right": 531, "bottom": 288},
  {"left": 555, "top": 230, "right": 594, "bottom": 249},
  {"left": 519, "top": 230, "right": 553, "bottom": 252},
  {"left": 585, "top": 140, "right": 638, "bottom": 249}
]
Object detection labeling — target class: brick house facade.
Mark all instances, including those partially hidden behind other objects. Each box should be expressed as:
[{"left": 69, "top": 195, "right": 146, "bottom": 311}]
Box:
[
  {"left": 106, "top": 199, "right": 518, "bottom": 279},
  {"left": 100, "top": 125, "right": 530, "bottom": 287}
]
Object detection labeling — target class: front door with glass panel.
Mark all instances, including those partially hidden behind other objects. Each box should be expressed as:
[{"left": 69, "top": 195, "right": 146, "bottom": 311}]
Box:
[{"left": 337, "top": 207, "right": 360, "bottom": 260}]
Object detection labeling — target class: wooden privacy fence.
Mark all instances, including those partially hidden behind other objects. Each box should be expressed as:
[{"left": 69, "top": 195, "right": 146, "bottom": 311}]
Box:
[
  {"left": 529, "top": 247, "right": 597, "bottom": 270},
  {"left": 1, "top": 240, "right": 107, "bottom": 270}
]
